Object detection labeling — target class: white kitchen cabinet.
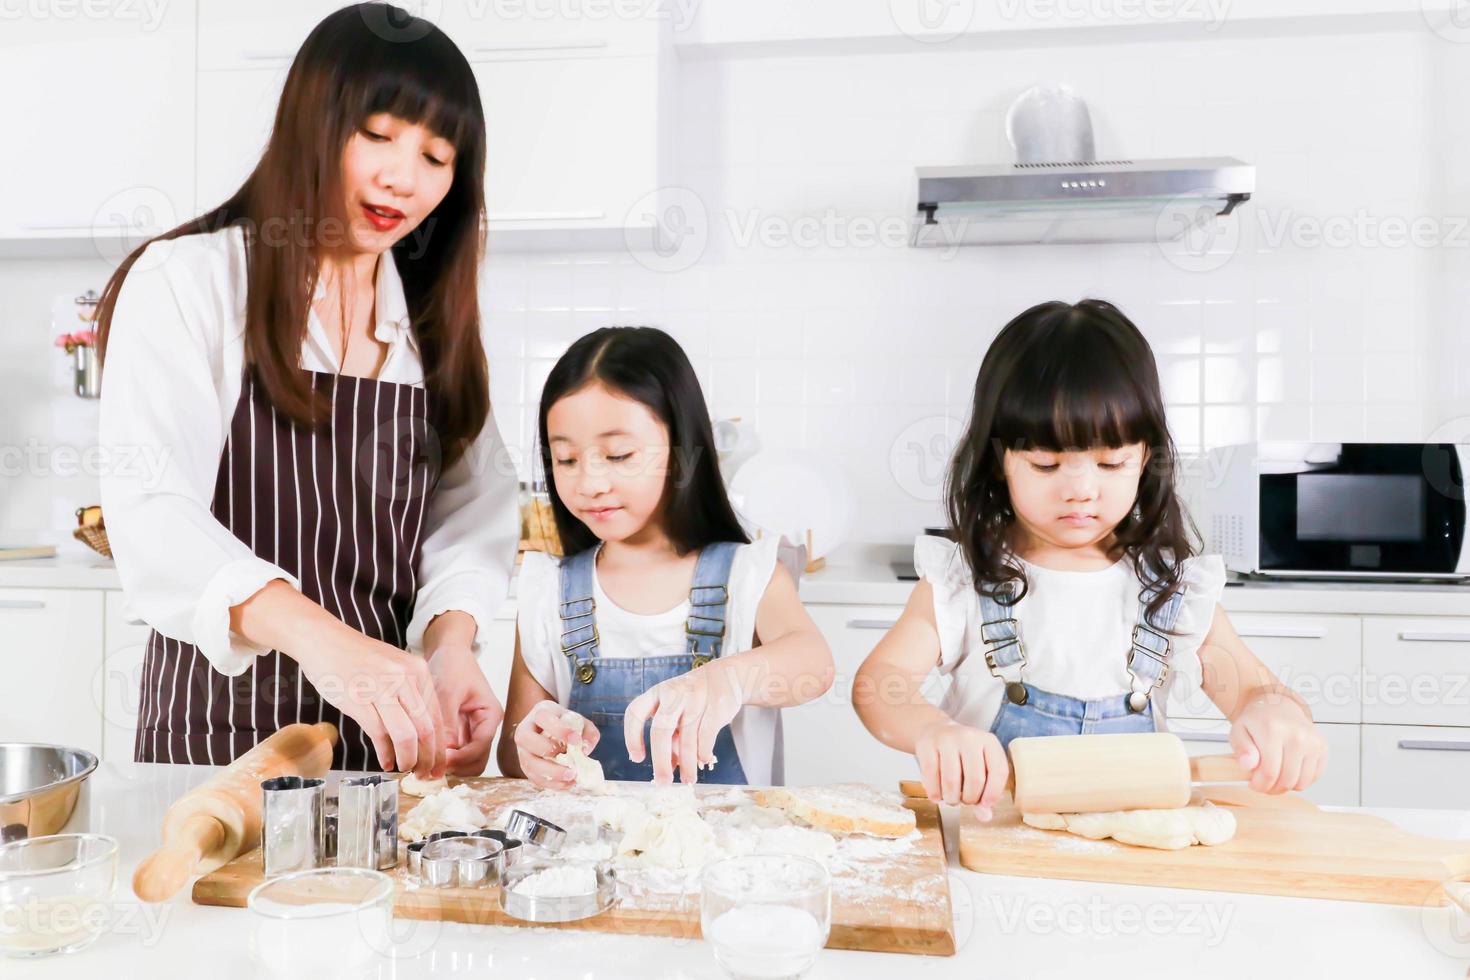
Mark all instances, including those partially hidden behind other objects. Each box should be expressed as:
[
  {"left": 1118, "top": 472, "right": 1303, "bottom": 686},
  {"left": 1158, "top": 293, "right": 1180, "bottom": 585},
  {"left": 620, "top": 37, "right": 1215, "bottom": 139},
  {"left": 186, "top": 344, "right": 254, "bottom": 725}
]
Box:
[
  {"left": 198, "top": 0, "right": 354, "bottom": 70},
  {"left": 436, "top": 2, "right": 663, "bottom": 59},
  {"left": 1362, "top": 724, "right": 1470, "bottom": 810},
  {"left": 0, "top": 0, "right": 196, "bottom": 249},
  {"left": 1172, "top": 719, "right": 1361, "bottom": 807},
  {"left": 0, "top": 589, "right": 104, "bottom": 756},
  {"left": 780, "top": 605, "right": 926, "bottom": 788},
  {"left": 1165, "top": 611, "right": 1362, "bottom": 724},
  {"left": 476, "top": 55, "right": 664, "bottom": 230},
  {"left": 1361, "top": 617, "right": 1470, "bottom": 728},
  {"left": 194, "top": 69, "right": 290, "bottom": 213},
  {"left": 99, "top": 592, "right": 152, "bottom": 764}
]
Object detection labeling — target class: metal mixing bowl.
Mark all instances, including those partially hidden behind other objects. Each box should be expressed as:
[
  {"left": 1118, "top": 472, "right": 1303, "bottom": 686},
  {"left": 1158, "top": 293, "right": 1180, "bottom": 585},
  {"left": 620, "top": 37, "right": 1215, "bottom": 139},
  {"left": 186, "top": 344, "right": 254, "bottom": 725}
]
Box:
[{"left": 0, "top": 745, "right": 98, "bottom": 844}]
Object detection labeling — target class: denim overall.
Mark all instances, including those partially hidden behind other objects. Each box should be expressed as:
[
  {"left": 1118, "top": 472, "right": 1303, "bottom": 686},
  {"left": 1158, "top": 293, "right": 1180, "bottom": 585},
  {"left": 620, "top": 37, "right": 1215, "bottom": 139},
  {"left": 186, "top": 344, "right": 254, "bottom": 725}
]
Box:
[
  {"left": 558, "top": 542, "right": 750, "bottom": 783},
  {"left": 979, "top": 579, "right": 1186, "bottom": 752}
]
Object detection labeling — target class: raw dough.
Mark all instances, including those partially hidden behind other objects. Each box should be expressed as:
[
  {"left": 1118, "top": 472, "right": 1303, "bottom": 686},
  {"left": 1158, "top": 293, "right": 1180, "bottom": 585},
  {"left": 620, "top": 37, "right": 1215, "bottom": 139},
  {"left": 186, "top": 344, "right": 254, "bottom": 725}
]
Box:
[
  {"left": 552, "top": 742, "right": 607, "bottom": 792},
  {"left": 398, "top": 785, "right": 490, "bottom": 842},
  {"left": 617, "top": 806, "right": 718, "bottom": 869},
  {"left": 399, "top": 772, "right": 449, "bottom": 798},
  {"left": 1021, "top": 804, "right": 1237, "bottom": 851}
]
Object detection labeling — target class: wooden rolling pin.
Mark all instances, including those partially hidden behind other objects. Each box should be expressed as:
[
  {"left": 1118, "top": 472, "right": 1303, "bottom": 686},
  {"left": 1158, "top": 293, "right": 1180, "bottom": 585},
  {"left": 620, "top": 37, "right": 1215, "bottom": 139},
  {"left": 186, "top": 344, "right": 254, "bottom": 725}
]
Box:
[
  {"left": 899, "top": 732, "right": 1254, "bottom": 813},
  {"left": 132, "top": 722, "right": 338, "bottom": 902},
  {"left": 1011, "top": 732, "right": 1250, "bottom": 813}
]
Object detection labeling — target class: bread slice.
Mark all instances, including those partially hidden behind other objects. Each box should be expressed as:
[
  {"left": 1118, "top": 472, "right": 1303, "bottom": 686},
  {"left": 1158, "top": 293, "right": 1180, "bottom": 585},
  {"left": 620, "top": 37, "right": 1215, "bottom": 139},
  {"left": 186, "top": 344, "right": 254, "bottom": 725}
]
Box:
[{"left": 754, "top": 784, "right": 917, "bottom": 839}]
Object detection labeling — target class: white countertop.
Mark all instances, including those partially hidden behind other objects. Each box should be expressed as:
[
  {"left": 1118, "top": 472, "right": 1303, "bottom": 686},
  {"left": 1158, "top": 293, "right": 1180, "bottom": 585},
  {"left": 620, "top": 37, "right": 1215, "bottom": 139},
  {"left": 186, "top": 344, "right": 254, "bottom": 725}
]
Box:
[
  {"left": 11, "top": 762, "right": 1470, "bottom": 979},
  {"left": 6, "top": 546, "right": 1470, "bottom": 617}
]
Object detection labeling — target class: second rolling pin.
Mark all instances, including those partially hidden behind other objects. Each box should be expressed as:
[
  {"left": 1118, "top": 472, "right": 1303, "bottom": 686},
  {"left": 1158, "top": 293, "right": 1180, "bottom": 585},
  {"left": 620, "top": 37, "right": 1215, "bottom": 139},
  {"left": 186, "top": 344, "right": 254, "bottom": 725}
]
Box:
[
  {"left": 132, "top": 722, "right": 338, "bottom": 902},
  {"left": 1010, "top": 732, "right": 1252, "bottom": 813}
]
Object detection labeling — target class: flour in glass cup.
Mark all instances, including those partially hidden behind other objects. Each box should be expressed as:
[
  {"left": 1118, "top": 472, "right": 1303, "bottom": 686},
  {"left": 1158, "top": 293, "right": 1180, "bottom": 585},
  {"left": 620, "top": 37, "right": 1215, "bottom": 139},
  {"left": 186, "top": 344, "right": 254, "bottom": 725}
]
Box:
[{"left": 706, "top": 904, "right": 825, "bottom": 979}]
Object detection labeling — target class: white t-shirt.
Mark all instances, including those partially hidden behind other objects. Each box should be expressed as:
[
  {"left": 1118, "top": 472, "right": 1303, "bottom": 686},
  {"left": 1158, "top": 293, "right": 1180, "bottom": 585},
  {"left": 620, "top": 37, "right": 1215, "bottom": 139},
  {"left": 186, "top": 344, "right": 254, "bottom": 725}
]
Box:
[
  {"left": 915, "top": 534, "right": 1226, "bottom": 733},
  {"left": 517, "top": 536, "right": 785, "bottom": 785}
]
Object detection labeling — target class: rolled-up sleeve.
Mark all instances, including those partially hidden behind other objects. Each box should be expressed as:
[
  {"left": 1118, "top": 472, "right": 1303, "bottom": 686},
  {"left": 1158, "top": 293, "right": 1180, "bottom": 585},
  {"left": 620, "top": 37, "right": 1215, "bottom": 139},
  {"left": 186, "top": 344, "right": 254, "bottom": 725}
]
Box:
[
  {"left": 98, "top": 242, "right": 296, "bottom": 677},
  {"left": 403, "top": 403, "right": 519, "bottom": 655}
]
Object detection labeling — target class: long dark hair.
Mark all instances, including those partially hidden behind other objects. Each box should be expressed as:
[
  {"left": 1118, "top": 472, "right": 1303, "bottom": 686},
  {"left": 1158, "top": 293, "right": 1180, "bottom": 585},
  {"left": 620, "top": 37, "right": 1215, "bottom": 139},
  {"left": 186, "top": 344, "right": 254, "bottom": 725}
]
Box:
[
  {"left": 539, "top": 327, "right": 750, "bottom": 558},
  {"left": 945, "top": 299, "right": 1199, "bottom": 627},
  {"left": 94, "top": 2, "right": 489, "bottom": 467}
]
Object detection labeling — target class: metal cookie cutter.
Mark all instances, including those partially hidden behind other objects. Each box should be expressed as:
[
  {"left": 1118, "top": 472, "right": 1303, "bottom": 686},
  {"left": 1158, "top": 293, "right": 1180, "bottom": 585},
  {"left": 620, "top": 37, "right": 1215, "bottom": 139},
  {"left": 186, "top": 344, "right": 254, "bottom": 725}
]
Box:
[
  {"left": 338, "top": 774, "right": 399, "bottom": 870},
  {"left": 408, "top": 829, "right": 467, "bottom": 879},
  {"left": 260, "top": 776, "right": 326, "bottom": 878},
  {"left": 473, "top": 829, "right": 524, "bottom": 867},
  {"left": 419, "top": 836, "right": 504, "bottom": 888},
  {"left": 504, "top": 810, "right": 567, "bottom": 855}
]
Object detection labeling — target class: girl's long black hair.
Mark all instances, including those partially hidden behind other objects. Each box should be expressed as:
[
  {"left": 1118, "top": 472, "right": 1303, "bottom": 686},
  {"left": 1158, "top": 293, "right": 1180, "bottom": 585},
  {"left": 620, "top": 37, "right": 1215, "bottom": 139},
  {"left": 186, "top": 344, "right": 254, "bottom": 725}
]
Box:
[
  {"left": 539, "top": 327, "right": 750, "bottom": 558},
  {"left": 945, "top": 298, "right": 1200, "bottom": 627}
]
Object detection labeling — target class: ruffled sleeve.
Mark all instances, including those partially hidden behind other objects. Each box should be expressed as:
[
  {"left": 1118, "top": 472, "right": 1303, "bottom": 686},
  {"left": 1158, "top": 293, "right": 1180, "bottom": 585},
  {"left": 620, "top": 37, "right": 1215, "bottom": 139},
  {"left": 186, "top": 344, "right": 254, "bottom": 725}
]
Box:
[
  {"left": 514, "top": 551, "right": 565, "bottom": 702},
  {"left": 1162, "top": 554, "right": 1226, "bottom": 690},
  {"left": 913, "top": 534, "right": 976, "bottom": 672}
]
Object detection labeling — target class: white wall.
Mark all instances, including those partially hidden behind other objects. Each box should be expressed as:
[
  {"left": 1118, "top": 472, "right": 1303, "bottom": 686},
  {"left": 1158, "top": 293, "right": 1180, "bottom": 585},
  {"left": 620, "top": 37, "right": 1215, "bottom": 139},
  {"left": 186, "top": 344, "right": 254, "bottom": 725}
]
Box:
[{"left": 4, "top": 20, "right": 1467, "bottom": 549}]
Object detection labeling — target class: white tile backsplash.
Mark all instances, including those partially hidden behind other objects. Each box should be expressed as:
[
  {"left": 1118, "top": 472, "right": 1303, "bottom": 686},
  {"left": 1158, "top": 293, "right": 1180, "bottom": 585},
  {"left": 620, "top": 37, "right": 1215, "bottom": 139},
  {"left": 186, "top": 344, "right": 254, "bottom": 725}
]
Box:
[{"left": 4, "top": 26, "right": 1468, "bottom": 547}]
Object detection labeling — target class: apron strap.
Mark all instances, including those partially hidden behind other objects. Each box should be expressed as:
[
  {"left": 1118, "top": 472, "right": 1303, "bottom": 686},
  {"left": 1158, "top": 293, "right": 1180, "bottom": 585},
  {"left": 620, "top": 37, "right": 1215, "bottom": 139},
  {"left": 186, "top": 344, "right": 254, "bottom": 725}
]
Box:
[
  {"left": 976, "top": 583, "right": 1026, "bottom": 682},
  {"left": 558, "top": 547, "right": 601, "bottom": 678},
  {"left": 687, "top": 541, "right": 739, "bottom": 658},
  {"left": 1126, "top": 582, "right": 1187, "bottom": 707}
]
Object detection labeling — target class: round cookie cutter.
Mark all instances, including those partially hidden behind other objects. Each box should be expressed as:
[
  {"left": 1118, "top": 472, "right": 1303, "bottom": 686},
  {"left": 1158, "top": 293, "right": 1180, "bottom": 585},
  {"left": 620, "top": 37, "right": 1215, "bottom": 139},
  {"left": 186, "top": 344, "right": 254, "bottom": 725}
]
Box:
[
  {"left": 472, "top": 829, "right": 525, "bottom": 866},
  {"left": 499, "top": 859, "right": 616, "bottom": 923},
  {"left": 504, "top": 810, "right": 567, "bottom": 854}
]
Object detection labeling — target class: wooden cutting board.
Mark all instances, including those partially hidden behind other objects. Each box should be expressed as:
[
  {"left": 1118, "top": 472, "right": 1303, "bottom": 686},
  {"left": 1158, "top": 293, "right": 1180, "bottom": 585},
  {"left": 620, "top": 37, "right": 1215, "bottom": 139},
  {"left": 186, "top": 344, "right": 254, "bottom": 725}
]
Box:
[
  {"left": 194, "top": 778, "right": 955, "bottom": 957},
  {"left": 898, "top": 781, "right": 1470, "bottom": 906}
]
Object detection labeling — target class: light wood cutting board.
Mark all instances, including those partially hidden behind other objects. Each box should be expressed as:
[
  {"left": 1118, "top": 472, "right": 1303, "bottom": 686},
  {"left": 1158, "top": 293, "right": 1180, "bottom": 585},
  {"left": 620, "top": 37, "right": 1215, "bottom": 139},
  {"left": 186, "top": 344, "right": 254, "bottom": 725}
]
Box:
[
  {"left": 193, "top": 778, "right": 956, "bottom": 957},
  {"left": 899, "top": 781, "right": 1470, "bottom": 907}
]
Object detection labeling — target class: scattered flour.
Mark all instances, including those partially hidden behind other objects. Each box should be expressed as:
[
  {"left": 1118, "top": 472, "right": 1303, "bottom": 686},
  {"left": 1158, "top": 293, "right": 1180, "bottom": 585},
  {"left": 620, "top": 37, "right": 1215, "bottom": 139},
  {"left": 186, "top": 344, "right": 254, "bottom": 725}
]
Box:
[{"left": 511, "top": 864, "right": 598, "bottom": 899}]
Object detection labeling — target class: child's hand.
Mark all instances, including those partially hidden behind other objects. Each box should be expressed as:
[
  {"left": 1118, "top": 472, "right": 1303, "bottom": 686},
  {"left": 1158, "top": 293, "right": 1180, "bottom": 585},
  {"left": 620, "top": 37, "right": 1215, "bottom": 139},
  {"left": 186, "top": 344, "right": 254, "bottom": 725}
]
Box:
[
  {"left": 1228, "top": 695, "right": 1328, "bottom": 795},
  {"left": 624, "top": 658, "right": 744, "bottom": 785},
  {"left": 914, "top": 720, "right": 1008, "bottom": 821},
  {"left": 514, "top": 700, "right": 599, "bottom": 791}
]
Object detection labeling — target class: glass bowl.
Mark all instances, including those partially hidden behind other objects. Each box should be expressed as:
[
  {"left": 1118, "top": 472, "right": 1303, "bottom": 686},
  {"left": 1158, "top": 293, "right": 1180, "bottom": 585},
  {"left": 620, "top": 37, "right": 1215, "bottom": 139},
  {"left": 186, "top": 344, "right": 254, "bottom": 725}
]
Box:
[
  {"left": 247, "top": 867, "right": 395, "bottom": 978},
  {"left": 700, "top": 854, "right": 832, "bottom": 980},
  {"left": 0, "top": 833, "right": 118, "bottom": 958}
]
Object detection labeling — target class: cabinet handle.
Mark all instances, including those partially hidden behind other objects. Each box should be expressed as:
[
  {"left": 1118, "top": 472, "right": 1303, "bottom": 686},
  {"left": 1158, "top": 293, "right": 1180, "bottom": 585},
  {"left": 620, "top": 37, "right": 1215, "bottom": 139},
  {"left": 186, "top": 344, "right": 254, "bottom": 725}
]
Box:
[
  {"left": 0, "top": 600, "right": 46, "bottom": 610},
  {"left": 1236, "top": 626, "right": 1328, "bottom": 640},
  {"left": 1396, "top": 631, "right": 1470, "bottom": 644},
  {"left": 241, "top": 50, "right": 293, "bottom": 63},
  {"left": 846, "top": 619, "right": 898, "bottom": 631},
  {"left": 20, "top": 222, "right": 96, "bottom": 231},
  {"left": 1175, "top": 732, "right": 1231, "bottom": 743},
  {"left": 1397, "top": 740, "right": 1470, "bottom": 752},
  {"left": 473, "top": 39, "right": 610, "bottom": 54},
  {"left": 487, "top": 211, "right": 607, "bottom": 222}
]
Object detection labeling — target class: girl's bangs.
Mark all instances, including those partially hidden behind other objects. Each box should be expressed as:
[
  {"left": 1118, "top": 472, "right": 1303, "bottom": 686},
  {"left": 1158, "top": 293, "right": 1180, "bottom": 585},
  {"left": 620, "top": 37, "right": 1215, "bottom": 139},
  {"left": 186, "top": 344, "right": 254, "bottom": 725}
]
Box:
[{"left": 992, "top": 334, "right": 1155, "bottom": 453}]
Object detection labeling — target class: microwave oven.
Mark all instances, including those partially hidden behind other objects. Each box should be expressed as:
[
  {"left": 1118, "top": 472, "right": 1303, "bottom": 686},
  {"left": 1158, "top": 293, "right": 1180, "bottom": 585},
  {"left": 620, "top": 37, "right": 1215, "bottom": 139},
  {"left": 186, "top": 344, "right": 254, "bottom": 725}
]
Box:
[{"left": 1204, "top": 442, "right": 1470, "bottom": 580}]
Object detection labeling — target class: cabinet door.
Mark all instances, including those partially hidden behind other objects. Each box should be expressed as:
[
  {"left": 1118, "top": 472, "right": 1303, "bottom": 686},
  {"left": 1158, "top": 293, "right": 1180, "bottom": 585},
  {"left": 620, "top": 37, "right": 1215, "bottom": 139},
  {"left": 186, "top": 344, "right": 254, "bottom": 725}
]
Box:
[
  {"left": 1362, "top": 724, "right": 1470, "bottom": 809},
  {"left": 100, "top": 593, "right": 152, "bottom": 764},
  {"left": 436, "top": 3, "right": 661, "bottom": 60},
  {"left": 476, "top": 56, "right": 660, "bottom": 229},
  {"left": 198, "top": 0, "right": 352, "bottom": 70},
  {"left": 1173, "top": 720, "right": 1360, "bottom": 807},
  {"left": 1362, "top": 617, "right": 1470, "bottom": 727},
  {"left": 1166, "top": 612, "right": 1362, "bottom": 724},
  {"left": 0, "top": 589, "right": 104, "bottom": 756},
  {"left": 0, "top": 1, "right": 196, "bottom": 241},
  {"left": 195, "top": 68, "right": 290, "bottom": 213},
  {"left": 780, "top": 606, "right": 923, "bottom": 788}
]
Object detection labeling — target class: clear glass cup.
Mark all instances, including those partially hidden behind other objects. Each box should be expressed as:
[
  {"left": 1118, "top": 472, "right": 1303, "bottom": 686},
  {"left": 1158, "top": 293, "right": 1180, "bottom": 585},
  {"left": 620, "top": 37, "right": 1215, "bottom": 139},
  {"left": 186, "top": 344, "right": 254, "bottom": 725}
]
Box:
[
  {"left": 700, "top": 854, "right": 832, "bottom": 980},
  {"left": 0, "top": 833, "right": 119, "bottom": 958},
  {"left": 247, "top": 867, "right": 395, "bottom": 980}
]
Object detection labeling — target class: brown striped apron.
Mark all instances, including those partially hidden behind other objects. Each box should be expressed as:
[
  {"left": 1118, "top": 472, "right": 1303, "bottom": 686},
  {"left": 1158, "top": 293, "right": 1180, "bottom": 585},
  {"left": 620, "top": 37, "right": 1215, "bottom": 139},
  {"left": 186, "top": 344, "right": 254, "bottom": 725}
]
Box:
[{"left": 134, "top": 370, "right": 438, "bottom": 771}]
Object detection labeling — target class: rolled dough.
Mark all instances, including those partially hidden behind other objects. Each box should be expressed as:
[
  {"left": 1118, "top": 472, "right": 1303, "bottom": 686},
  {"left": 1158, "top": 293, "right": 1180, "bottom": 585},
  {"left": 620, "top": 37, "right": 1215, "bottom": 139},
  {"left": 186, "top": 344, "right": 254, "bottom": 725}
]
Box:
[{"left": 1021, "top": 803, "right": 1236, "bottom": 851}]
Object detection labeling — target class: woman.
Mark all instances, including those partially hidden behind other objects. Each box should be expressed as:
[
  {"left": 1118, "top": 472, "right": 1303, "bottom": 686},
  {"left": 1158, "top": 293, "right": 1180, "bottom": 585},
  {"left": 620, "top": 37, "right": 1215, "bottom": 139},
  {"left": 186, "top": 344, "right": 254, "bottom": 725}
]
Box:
[{"left": 96, "top": 3, "right": 516, "bottom": 777}]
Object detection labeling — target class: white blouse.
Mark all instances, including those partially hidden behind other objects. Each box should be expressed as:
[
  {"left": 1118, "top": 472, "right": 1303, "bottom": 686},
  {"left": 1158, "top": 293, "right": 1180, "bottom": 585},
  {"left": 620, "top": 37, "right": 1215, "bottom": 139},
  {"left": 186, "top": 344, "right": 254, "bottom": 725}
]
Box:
[
  {"left": 516, "top": 536, "right": 785, "bottom": 786},
  {"left": 98, "top": 225, "right": 519, "bottom": 677},
  {"left": 915, "top": 534, "right": 1226, "bottom": 733}
]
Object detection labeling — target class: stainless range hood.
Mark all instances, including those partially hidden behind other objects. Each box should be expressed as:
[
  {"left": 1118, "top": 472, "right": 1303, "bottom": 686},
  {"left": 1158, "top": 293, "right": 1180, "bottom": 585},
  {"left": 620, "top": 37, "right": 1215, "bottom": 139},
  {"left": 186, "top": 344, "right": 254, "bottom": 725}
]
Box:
[{"left": 911, "top": 156, "right": 1254, "bottom": 247}]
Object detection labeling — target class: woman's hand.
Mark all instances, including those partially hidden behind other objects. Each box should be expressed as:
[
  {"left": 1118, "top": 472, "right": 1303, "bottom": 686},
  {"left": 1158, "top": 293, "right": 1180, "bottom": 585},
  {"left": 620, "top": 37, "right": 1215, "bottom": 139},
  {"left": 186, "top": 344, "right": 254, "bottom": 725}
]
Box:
[
  {"left": 624, "top": 658, "right": 744, "bottom": 785},
  {"left": 914, "top": 720, "right": 1008, "bottom": 820},
  {"left": 427, "top": 643, "right": 504, "bottom": 777},
  {"left": 1229, "top": 695, "right": 1328, "bottom": 794},
  {"left": 514, "top": 700, "right": 599, "bottom": 791},
  {"left": 292, "top": 632, "right": 445, "bottom": 779}
]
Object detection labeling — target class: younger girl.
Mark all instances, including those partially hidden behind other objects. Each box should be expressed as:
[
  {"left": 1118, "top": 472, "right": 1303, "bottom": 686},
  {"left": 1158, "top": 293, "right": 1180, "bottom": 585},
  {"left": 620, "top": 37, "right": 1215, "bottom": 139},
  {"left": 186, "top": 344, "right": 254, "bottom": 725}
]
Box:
[
  {"left": 856, "top": 299, "right": 1326, "bottom": 817},
  {"left": 498, "top": 327, "right": 834, "bottom": 787}
]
